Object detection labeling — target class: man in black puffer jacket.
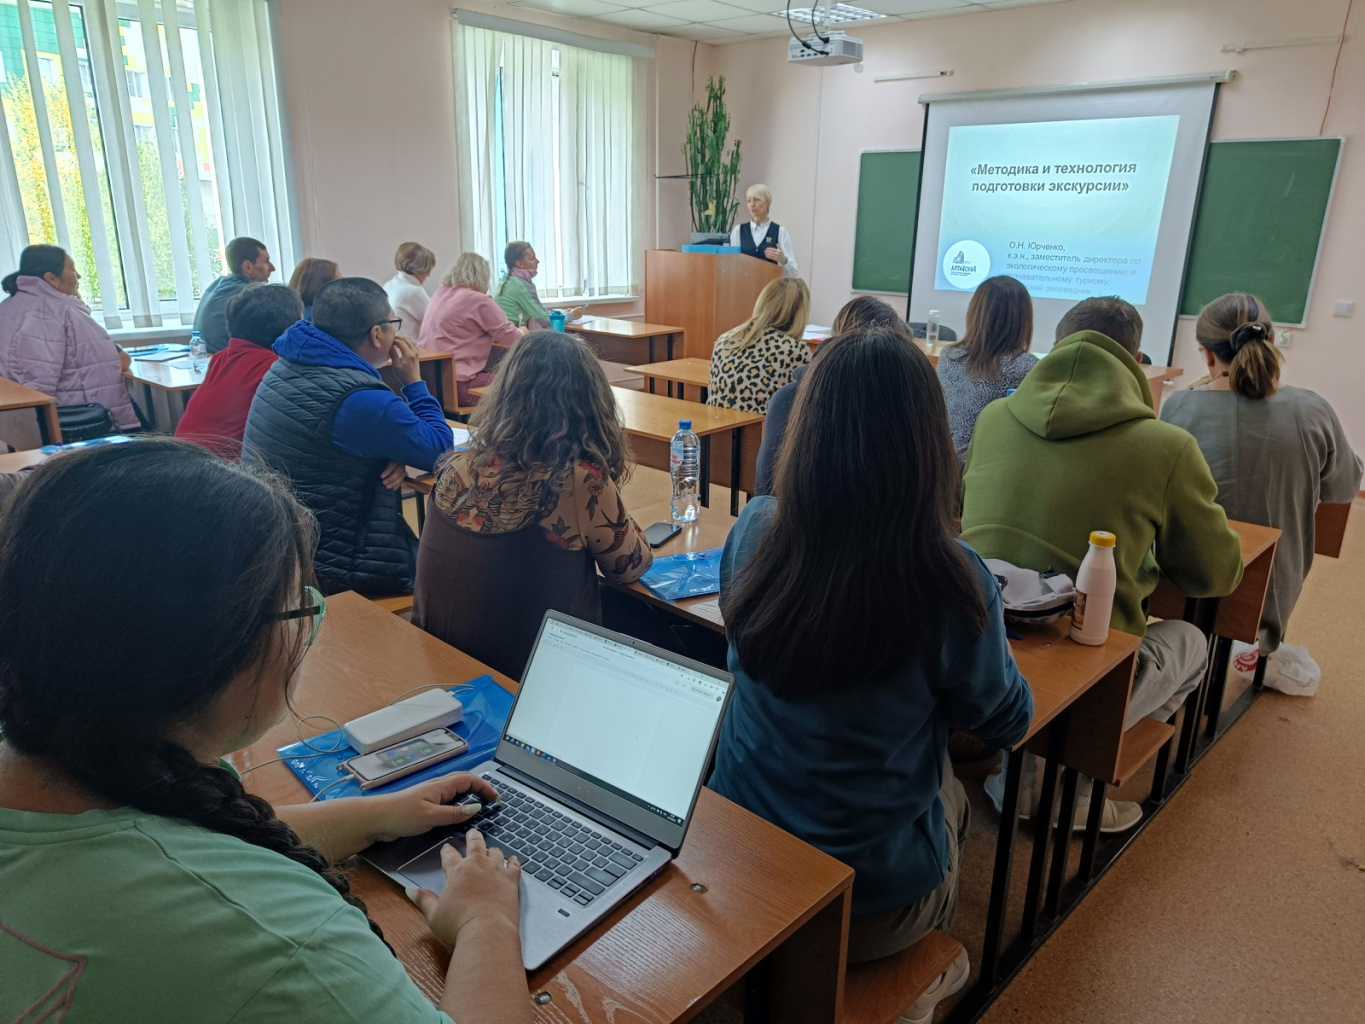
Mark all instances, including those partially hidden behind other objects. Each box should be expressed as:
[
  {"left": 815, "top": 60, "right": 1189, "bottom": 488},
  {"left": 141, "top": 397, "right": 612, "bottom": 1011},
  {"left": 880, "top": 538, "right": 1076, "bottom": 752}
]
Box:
[{"left": 243, "top": 278, "right": 452, "bottom": 595}]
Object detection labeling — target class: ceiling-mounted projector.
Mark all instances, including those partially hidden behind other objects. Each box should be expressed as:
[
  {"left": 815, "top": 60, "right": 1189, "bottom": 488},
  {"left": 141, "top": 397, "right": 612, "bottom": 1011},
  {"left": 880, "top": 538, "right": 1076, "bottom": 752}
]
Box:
[{"left": 787, "top": 30, "right": 863, "bottom": 66}]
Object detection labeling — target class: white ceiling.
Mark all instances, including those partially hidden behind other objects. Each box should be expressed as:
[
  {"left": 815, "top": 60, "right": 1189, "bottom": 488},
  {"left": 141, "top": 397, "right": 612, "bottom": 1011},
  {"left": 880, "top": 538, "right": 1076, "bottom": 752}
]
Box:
[{"left": 502, "top": 0, "right": 1072, "bottom": 46}]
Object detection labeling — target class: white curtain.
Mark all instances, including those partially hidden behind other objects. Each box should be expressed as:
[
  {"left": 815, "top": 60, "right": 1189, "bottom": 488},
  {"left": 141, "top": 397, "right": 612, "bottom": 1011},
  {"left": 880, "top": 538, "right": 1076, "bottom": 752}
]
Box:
[
  {"left": 0, "top": 0, "right": 297, "bottom": 327},
  {"left": 455, "top": 21, "right": 641, "bottom": 299}
]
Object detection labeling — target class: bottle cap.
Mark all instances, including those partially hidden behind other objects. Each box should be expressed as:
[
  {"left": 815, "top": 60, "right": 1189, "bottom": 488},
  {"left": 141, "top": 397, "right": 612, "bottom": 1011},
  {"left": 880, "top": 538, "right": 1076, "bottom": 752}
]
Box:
[
  {"left": 1089, "top": 530, "right": 1116, "bottom": 547},
  {"left": 678, "top": 419, "right": 692, "bottom": 430},
  {"left": 928, "top": 309, "right": 941, "bottom": 317}
]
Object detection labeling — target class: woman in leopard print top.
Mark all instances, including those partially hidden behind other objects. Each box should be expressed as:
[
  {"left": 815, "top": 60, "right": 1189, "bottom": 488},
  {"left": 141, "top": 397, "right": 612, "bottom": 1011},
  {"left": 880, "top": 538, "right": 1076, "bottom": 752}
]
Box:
[{"left": 708, "top": 277, "right": 812, "bottom": 414}]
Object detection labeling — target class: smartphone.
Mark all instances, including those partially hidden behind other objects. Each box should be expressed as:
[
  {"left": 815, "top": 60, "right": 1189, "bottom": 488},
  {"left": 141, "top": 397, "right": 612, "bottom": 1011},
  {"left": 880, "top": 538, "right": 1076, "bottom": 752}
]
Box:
[
  {"left": 342, "top": 729, "right": 468, "bottom": 790},
  {"left": 644, "top": 521, "right": 682, "bottom": 548}
]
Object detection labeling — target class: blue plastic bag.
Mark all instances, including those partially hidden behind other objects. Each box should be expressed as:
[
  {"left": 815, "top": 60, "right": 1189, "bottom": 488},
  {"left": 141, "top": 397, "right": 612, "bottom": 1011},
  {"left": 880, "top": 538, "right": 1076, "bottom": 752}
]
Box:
[
  {"left": 274, "top": 675, "right": 514, "bottom": 800},
  {"left": 640, "top": 546, "right": 723, "bottom": 601}
]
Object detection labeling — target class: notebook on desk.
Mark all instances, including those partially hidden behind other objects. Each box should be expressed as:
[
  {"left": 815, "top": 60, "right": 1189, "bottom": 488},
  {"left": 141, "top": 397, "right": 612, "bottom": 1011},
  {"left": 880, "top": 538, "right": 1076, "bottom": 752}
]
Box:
[{"left": 364, "top": 611, "right": 734, "bottom": 969}]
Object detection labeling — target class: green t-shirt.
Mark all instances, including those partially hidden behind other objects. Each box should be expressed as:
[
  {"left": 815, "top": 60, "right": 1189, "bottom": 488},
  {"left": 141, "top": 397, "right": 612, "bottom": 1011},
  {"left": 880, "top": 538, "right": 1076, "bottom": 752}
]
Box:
[
  {"left": 493, "top": 274, "right": 550, "bottom": 328},
  {"left": 0, "top": 805, "right": 454, "bottom": 1024}
]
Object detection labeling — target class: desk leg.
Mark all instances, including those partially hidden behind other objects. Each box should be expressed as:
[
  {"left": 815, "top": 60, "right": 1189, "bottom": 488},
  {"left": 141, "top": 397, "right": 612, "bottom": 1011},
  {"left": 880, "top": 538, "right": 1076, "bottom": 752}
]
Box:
[
  {"left": 143, "top": 382, "right": 158, "bottom": 432},
  {"left": 36, "top": 406, "right": 55, "bottom": 446},
  {"left": 730, "top": 429, "right": 742, "bottom": 517},
  {"left": 1044, "top": 768, "right": 1080, "bottom": 919},
  {"left": 648, "top": 374, "right": 656, "bottom": 395},
  {"left": 1077, "top": 777, "right": 1107, "bottom": 882},
  {"left": 979, "top": 748, "right": 1024, "bottom": 986},
  {"left": 1020, "top": 750, "right": 1061, "bottom": 943},
  {"left": 1203, "top": 635, "right": 1234, "bottom": 738},
  {"left": 699, "top": 436, "right": 711, "bottom": 507},
  {"left": 758, "top": 886, "right": 850, "bottom": 1024}
]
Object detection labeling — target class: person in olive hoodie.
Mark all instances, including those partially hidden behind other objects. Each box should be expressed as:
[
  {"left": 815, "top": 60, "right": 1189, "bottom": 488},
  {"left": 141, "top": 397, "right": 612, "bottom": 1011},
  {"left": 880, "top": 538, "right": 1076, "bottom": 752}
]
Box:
[{"left": 962, "top": 297, "right": 1243, "bottom": 828}]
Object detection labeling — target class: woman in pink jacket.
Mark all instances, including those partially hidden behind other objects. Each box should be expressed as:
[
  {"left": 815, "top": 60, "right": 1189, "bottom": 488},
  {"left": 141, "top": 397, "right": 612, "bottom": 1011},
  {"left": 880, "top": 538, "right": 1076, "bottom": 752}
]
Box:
[
  {"left": 0, "top": 245, "right": 139, "bottom": 431},
  {"left": 419, "top": 251, "right": 524, "bottom": 406}
]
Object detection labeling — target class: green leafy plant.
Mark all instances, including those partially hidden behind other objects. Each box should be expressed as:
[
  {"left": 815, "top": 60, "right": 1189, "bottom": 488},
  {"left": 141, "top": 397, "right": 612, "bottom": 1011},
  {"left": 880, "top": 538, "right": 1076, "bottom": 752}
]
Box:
[{"left": 683, "top": 75, "right": 742, "bottom": 235}]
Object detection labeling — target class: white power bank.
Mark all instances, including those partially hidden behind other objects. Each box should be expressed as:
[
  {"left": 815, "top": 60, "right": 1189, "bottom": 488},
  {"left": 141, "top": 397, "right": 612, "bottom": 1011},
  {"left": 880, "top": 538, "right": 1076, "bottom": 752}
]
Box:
[{"left": 343, "top": 690, "right": 464, "bottom": 753}]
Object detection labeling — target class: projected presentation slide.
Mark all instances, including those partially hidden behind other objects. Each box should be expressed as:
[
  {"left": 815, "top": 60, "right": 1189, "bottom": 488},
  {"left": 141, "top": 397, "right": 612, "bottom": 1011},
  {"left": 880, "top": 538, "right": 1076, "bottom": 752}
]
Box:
[{"left": 934, "top": 115, "right": 1180, "bottom": 304}]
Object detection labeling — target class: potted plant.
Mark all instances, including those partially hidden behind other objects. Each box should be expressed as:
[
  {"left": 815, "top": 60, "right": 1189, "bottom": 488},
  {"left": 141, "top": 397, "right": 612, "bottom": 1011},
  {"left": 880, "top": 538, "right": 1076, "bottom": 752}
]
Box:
[{"left": 683, "top": 76, "right": 742, "bottom": 244}]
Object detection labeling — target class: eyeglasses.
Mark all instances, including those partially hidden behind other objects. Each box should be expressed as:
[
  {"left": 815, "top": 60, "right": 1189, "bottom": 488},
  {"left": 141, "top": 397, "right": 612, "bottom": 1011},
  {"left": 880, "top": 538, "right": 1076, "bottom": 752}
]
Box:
[
  {"left": 374, "top": 318, "right": 402, "bottom": 332},
  {"left": 276, "top": 585, "right": 327, "bottom": 646}
]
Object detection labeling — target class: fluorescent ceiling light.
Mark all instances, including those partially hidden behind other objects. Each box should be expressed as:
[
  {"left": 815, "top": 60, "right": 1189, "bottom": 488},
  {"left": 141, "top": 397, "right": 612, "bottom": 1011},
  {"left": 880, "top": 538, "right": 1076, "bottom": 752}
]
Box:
[{"left": 774, "top": 4, "right": 888, "bottom": 25}]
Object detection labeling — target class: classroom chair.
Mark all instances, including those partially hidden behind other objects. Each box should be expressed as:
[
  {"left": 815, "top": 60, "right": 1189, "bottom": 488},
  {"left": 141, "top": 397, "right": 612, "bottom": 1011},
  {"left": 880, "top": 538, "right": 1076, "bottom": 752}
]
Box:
[{"left": 843, "top": 930, "right": 966, "bottom": 1024}]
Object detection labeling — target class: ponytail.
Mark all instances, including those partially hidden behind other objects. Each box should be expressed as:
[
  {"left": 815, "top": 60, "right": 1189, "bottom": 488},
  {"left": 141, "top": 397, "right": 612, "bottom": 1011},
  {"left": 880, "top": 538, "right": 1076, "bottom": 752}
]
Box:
[
  {"left": 1194, "top": 292, "right": 1281, "bottom": 400},
  {"left": 4, "top": 243, "right": 68, "bottom": 295}
]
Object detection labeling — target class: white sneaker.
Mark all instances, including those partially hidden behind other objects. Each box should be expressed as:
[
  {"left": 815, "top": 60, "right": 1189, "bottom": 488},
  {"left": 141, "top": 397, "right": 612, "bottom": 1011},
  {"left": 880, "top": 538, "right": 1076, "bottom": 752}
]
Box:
[
  {"left": 895, "top": 948, "right": 969, "bottom": 1024},
  {"left": 1022, "top": 798, "right": 1142, "bottom": 833}
]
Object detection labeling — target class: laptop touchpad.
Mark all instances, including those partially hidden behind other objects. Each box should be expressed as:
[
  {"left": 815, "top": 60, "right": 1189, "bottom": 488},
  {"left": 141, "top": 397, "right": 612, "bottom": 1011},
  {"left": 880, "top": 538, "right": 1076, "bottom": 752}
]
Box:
[{"left": 398, "top": 841, "right": 454, "bottom": 893}]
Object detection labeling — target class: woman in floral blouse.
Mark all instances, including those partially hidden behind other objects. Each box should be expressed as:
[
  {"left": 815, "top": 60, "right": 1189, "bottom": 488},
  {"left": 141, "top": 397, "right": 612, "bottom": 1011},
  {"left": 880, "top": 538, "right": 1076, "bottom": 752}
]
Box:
[
  {"left": 708, "top": 277, "right": 812, "bottom": 414},
  {"left": 412, "top": 331, "right": 652, "bottom": 679}
]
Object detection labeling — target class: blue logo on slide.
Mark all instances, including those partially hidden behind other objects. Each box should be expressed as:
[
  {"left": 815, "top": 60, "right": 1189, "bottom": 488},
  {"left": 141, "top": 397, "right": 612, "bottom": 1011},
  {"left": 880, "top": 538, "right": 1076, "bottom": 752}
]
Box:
[{"left": 943, "top": 240, "right": 990, "bottom": 289}]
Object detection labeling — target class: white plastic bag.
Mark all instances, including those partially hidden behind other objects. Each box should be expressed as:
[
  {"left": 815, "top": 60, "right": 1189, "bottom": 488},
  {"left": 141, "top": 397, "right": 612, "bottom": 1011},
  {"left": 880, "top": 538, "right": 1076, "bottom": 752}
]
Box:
[{"left": 1263, "top": 643, "right": 1321, "bottom": 697}]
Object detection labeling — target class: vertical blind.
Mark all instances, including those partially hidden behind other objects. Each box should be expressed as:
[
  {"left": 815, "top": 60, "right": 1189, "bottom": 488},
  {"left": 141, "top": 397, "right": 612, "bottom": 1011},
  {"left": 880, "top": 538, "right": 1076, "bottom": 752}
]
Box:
[
  {"left": 454, "top": 20, "right": 643, "bottom": 300},
  {"left": 0, "top": 0, "right": 296, "bottom": 327}
]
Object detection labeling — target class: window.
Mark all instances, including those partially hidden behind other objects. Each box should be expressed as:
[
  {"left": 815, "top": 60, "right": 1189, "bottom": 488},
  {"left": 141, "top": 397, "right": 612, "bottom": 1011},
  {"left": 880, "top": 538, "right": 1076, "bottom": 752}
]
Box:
[
  {"left": 456, "top": 22, "right": 642, "bottom": 300},
  {"left": 0, "top": 0, "right": 296, "bottom": 328}
]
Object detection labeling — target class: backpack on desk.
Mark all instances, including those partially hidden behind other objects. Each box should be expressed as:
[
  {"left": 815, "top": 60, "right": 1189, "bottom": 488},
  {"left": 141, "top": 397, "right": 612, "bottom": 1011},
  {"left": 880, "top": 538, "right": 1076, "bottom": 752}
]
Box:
[
  {"left": 984, "top": 558, "right": 1075, "bottom": 625},
  {"left": 56, "top": 403, "right": 119, "bottom": 443}
]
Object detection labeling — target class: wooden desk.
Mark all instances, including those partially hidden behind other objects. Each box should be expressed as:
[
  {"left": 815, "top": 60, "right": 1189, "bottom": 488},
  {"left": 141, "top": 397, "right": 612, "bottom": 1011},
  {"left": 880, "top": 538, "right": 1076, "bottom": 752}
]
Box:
[
  {"left": 469, "top": 385, "right": 763, "bottom": 516},
  {"left": 124, "top": 356, "right": 204, "bottom": 431},
  {"left": 612, "top": 388, "right": 763, "bottom": 516},
  {"left": 570, "top": 319, "right": 684, "bottom": 367},
  {"left": 0, "top": 447, "right": 47, "bottom": 474},
  {"left": 0, "top": 375, "right": 62, "bottom": 446},
  {"left": 379, "top": 348, "right": 455, "bottom": 413},
  {"left": 624, "top": 358, "right": 712, "bottom": 402},
  {"left": 1148, "top": 519, "right": 1281, "bottom": 645},
  {"left": 232, "top": 592, "right": 854, "bottom": 1024},
  {"left": 1315, "top": 500, "right": 1352, "bottom": 558}
]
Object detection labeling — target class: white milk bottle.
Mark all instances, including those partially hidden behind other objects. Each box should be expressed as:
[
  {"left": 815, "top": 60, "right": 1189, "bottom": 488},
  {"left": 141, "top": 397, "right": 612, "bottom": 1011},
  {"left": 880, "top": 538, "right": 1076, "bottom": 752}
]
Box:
[{"left": 1070, "top": 530, "right": 1116, "bottom": 646}]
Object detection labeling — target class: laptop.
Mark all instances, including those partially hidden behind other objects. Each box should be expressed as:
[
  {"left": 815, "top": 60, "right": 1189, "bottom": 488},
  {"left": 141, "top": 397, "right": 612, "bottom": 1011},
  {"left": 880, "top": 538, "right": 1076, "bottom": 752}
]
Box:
[{"left": 364, "top": 610, "right": 735, "bottom": 969}]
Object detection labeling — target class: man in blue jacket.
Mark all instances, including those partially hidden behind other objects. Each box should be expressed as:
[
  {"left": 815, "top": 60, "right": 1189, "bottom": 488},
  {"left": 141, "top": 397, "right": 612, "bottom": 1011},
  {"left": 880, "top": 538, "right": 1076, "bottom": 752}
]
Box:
[{"left": 243, "top": 277, "right": 453, "bottom": 595}]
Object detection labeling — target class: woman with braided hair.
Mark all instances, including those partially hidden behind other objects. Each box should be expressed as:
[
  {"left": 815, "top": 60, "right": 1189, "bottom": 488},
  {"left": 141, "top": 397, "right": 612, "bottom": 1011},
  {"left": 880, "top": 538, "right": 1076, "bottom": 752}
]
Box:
[
  {"left": 1162, "top": 293, "right": 1362, "bottom": 654},
  {"left": 0, "top": 440, "right": 531, "bottom": 1024}
]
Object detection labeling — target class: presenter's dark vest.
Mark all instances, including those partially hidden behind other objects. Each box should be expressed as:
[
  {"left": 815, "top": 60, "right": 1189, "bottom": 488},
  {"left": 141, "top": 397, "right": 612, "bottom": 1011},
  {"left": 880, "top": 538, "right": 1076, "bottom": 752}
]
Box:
[
  {"left": 740, "top": 222, "right": 781, "bottom": 264},
  {"left": 243, "top": 360, "right": 416, "bottom": 595}
]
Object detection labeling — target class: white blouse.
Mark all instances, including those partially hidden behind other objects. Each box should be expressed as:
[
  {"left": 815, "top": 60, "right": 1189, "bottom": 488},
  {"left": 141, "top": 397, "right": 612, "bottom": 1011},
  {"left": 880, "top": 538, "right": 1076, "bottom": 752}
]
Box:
[{"left": 383, "top": 272, "right": 431, "bottom": 341}]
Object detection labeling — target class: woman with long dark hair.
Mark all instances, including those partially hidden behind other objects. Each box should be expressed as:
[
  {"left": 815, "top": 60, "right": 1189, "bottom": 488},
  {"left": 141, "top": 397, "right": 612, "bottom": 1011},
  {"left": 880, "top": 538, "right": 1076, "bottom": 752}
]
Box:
[
  {"left": 711, "top": 328, "right": 1032, "bottom": 1020},
  {"left": 413, "top": 331, "right": 651, "bottom": 679},
  {"left": 0, "top": 440, "right": 529, "bottom": 1023},
  {"left": 936, "top": 275, "right": 1037, "bottom": 461}
]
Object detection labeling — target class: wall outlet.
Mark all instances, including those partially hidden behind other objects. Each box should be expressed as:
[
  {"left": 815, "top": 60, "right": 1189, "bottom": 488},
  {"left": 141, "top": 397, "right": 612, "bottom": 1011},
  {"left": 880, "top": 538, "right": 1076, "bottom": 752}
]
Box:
[
  {"left": 1277, "top": 330, "right": 1294, "bottom": 349},
  {"left": 1334, "top": 300, "right": 1353, "bottom": 317}
]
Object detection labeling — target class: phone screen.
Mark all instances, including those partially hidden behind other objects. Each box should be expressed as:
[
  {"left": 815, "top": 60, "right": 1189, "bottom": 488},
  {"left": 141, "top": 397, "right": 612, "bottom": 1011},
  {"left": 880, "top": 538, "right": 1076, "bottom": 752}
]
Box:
[
  {"left": 644, "top": 521, "right": 681, "bottom": 547},
  {"left": 350, "top": 730, "right": 465, "bottom": 781}
]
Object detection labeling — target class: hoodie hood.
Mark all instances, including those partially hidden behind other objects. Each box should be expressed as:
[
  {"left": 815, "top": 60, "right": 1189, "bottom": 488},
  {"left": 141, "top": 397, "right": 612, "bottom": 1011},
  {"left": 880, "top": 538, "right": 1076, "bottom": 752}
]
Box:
[
  {"left": 1005, "top": 330, "right": 1153, "bottom": 441},
  {"left": 272, "top": 319, "right": 380, "bottom": 377}
]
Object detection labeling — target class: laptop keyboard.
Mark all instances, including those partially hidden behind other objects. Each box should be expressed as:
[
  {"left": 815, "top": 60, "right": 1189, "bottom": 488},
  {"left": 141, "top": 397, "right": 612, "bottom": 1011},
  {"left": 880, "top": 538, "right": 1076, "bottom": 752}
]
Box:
[{"left": 457, "top": 773, "right": 646, "bottom": 906}]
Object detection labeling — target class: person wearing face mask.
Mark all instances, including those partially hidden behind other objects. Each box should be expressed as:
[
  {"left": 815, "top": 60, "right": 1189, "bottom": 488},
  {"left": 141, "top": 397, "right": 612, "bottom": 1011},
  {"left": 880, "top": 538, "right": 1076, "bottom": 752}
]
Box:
[
  {"left": 493, "top": 241, "right": 584, "bottom": 330},
  {"left": 729, "top": 184, "right": 798, "bottom": 278},
  {"left": 0, "top": 243, "right": 139, "bottom": 432}
]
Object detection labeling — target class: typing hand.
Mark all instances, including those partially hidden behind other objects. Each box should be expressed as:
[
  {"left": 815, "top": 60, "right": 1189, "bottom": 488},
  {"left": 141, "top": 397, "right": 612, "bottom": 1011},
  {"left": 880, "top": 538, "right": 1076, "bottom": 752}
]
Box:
[
  {"left": 408, "top": 829, "right": 522, "bottom": 947},
  {"left": 389, "top": 334, "right": 422, "bottom": 386},
  {"left": 379, "top": 461, "right": 407, "bottom": 491},
  {"left": 365, "top": 772, "right": 500, "bottom": 846}
]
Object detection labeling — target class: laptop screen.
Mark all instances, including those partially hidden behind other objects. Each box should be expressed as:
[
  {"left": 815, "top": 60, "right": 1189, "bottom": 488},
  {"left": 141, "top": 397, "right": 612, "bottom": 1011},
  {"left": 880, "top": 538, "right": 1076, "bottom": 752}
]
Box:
[{"left": 499, "top": 614, "right": 731, "bottom": 846}]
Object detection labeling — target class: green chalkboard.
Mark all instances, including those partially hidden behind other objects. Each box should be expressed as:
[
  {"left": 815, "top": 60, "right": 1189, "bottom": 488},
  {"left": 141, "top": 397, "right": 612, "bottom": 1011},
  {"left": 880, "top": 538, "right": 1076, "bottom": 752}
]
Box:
[
  {"left": 852, "top": 151, "right": 920, "bottom": 293},
  {"left": 852, "top": 138, "right": 1341, "bottom": 319},
  {"left": 1179, "top": 138, "right": 1341, "bottom": 324}
]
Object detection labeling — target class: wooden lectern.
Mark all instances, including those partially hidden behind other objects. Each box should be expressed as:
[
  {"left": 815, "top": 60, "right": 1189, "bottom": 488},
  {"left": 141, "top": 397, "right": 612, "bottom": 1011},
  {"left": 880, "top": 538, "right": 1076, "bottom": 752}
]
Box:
[{"left": 645, "top": 250, "right": 783, "bottom": 360}]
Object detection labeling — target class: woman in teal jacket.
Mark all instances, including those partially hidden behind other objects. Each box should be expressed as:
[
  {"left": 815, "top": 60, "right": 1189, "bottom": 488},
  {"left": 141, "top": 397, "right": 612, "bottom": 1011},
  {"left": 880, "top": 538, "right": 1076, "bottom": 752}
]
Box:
[{"left": 494, "top": 241, "right": 582, "bottom": 328}]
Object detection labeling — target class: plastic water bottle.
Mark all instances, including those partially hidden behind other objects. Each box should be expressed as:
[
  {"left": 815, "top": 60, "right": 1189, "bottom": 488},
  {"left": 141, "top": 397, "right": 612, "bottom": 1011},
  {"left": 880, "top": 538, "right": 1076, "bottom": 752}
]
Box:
[
  {"left": 669, "top": 419, "right": 700, "bottom": 525},
  {"left": 1071, "top": 531, "right": 1117, "bottom": 646},
  {"left": 925, "top": 310, "right": 941, "bottom": 353},
  {"left": 189, "top": 330, "right": 208, "bottom": 373},
  {"left": 549, "top": 310, "right": 566, "bottom": 332}
]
